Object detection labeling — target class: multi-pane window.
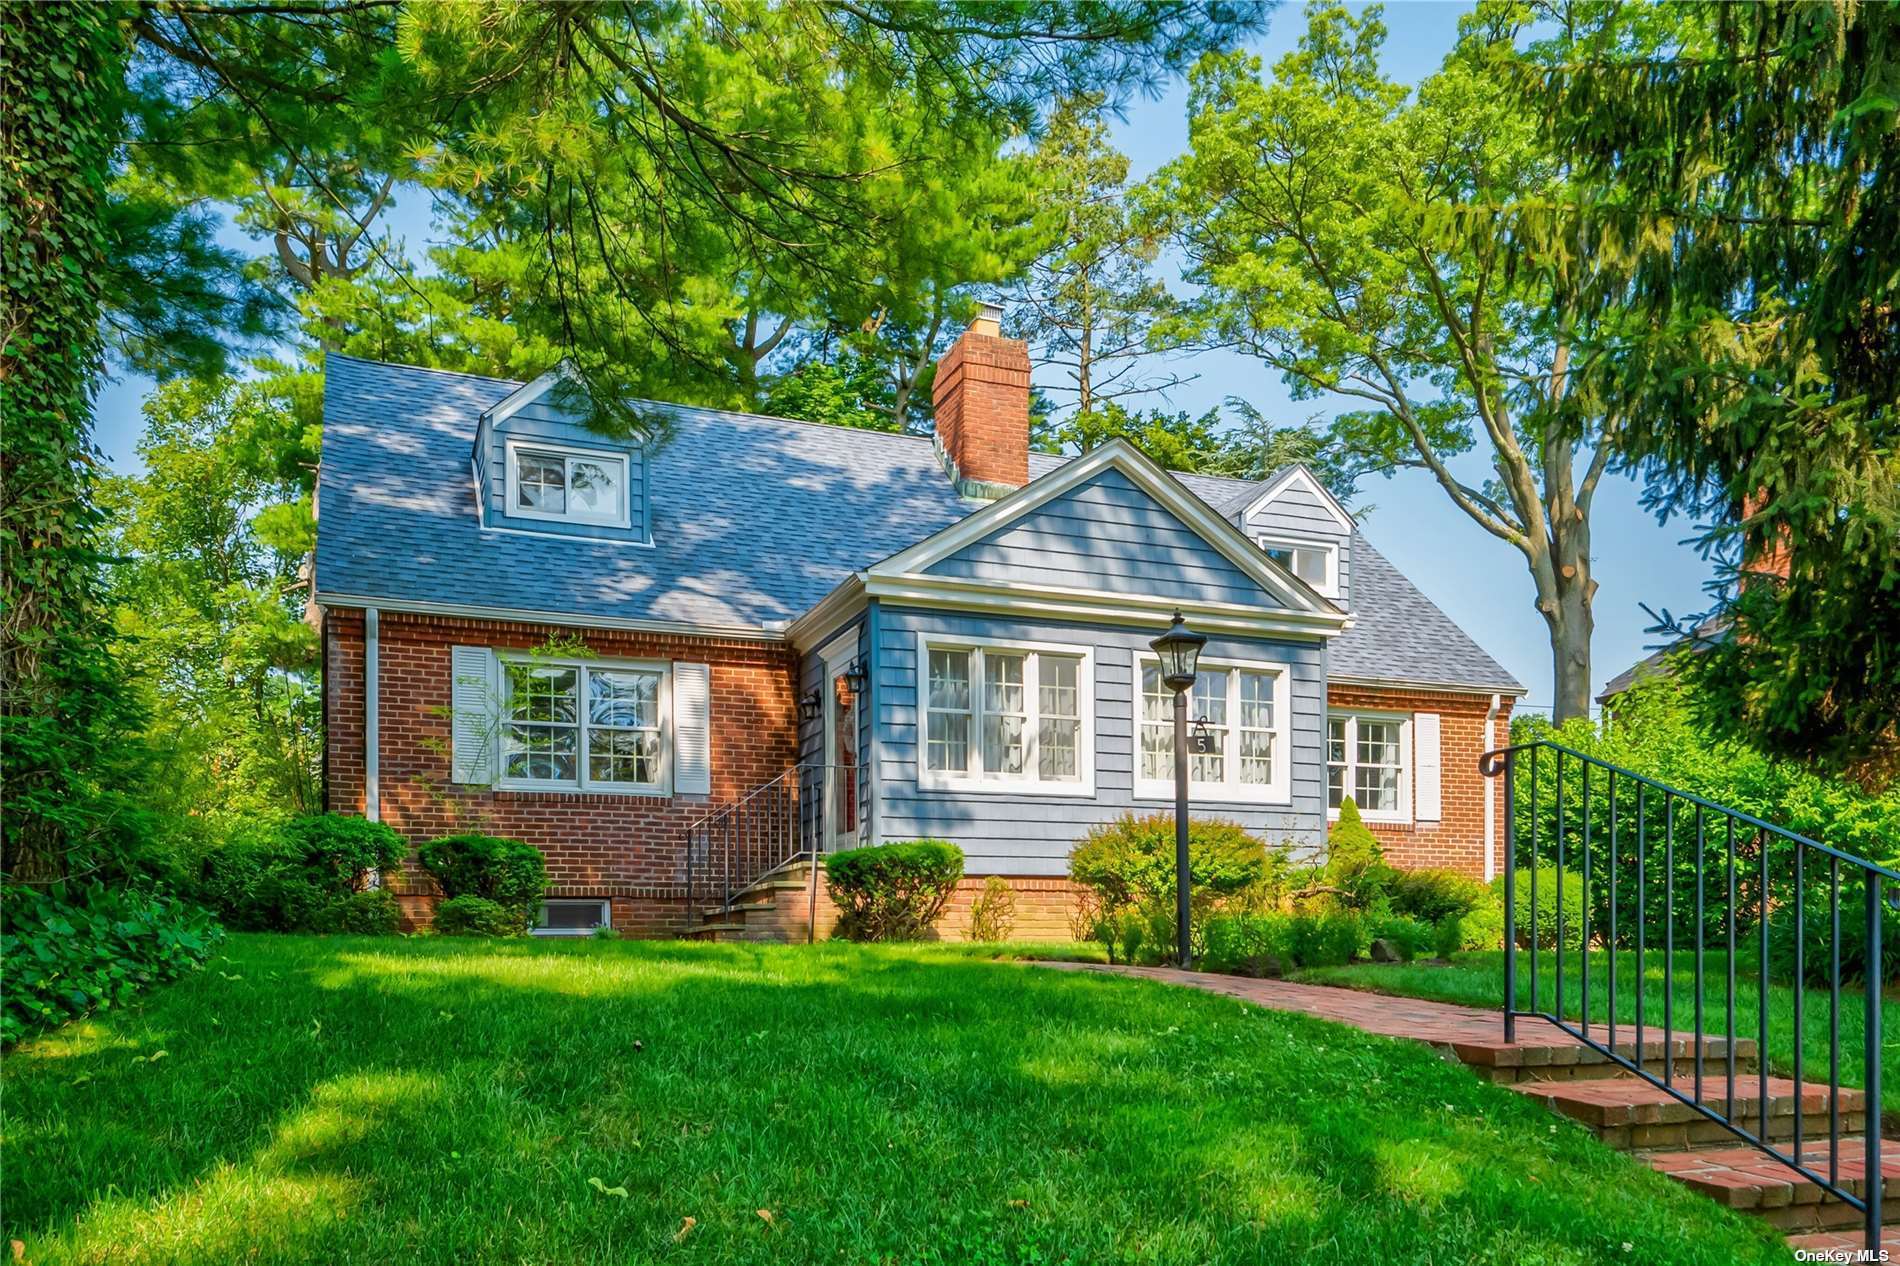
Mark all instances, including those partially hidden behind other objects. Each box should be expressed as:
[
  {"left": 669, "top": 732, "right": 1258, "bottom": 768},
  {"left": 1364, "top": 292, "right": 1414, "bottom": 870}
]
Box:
[
  {"left": 508, "top": 443, "right": 628, "bottom": 526},
  {"left": 1326, "top": 713, "right": 1406, "bottom": 816},
  {"left": 503, "top": 659, "right": 665, "bottom": 790},
  {"left": 922, "top": 642, "right": 1087, "bottom": 787},
  {"left": 1140, "top": 659, "right": 1287, "bottom": 799}
]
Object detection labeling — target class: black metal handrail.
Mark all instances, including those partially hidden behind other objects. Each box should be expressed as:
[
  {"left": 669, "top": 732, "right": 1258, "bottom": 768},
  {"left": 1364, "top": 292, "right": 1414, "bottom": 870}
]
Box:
[
  {"left": 1480, "top": 739, "right": 1894, "bottom": 1251},
  {"left": 683, "top": 762, "right": 855, "bottom": 926}
]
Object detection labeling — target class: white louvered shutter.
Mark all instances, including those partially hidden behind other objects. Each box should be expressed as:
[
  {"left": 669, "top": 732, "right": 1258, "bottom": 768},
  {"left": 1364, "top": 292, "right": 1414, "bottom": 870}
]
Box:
[
  {"left": 1413, "top": 711, "right": 1442, "bottom": 822},
  {"left": 673, "top": 661, "right": 712, "bottom": 795},
  {"left": 451, "top": 645, "right": 498, "bottom": 785}
]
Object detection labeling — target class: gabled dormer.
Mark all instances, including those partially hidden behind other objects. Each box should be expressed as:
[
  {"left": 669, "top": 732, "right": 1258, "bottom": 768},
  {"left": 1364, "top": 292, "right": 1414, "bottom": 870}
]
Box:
[
  {"left": 1225, "top": 466, "right": 1355, "bottom": 605},
  {"left": 470, "top": 362, "right": 653, "bottom": 544}
]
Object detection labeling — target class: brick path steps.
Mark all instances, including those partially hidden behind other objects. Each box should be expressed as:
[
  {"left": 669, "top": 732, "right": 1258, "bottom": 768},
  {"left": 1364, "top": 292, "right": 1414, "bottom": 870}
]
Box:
[
  {"left": 1039, "top": 963, "right": 1896, "bottom": 1247},
  {"left": 1646, "top": 1140, "right": 1900, "bottom": 1232},
  {"left": 683, "top": 858, "right": 822, "bottom": 942}
]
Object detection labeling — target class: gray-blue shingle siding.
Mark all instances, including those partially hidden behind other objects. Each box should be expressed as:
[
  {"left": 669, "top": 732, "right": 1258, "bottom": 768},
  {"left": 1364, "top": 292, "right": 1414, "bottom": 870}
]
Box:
[{"left": 872, "top": 606, "right": 1327, "bottom": 874}]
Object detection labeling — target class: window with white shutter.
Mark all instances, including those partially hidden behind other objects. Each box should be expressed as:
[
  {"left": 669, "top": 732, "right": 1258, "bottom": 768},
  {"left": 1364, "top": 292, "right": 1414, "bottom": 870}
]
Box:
[
  {"left": 451, "top": 645, "right": 498, "bottom": 785},
  {"left": 1413, "top": 712, "right": 1442, "bottom": 822},
  {"left": 672, "top": 661, "right": 711, "bottom": 796}
]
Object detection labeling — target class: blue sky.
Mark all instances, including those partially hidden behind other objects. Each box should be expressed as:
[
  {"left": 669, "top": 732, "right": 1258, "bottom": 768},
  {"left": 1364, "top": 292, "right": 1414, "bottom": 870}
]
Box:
[{"left": 89, "top": 1, "right": 1715, "bottom": 715}]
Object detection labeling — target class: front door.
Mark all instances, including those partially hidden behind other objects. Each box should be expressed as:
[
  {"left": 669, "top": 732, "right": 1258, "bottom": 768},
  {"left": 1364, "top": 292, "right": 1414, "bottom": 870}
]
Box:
[{"left": 821, "top": 646, "right": 859, "bottom": 852}]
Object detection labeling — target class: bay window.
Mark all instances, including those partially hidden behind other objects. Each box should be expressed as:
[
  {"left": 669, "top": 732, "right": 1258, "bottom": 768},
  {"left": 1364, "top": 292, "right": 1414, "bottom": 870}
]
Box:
[
  {"left": 1137, "top": 656, "right": 1290, "bottom": 802},
  {"left": 1326, "top": 712, "right": 1410, "bottom": 821},
  {"left": 919, "top": 635, "right": 1093, "bottom": 794},
  {"left": 500, "top": 656, "right": 668, "bottom": 793}
]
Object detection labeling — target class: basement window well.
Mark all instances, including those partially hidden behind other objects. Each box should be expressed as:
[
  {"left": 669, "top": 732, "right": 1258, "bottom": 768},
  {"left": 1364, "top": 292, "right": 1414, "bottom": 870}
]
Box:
[{"left": 534, "top": 899, "right": 612, "bottom": 936}]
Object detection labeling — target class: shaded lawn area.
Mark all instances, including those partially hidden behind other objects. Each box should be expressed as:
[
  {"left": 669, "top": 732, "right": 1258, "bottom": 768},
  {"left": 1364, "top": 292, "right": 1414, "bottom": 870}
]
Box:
[
  {"left": 1293, "top": 950, "right": 1899, "bottom": 1091},
  {"left": 2, "top": 936, "right": 1790, "bottom": 1265}
]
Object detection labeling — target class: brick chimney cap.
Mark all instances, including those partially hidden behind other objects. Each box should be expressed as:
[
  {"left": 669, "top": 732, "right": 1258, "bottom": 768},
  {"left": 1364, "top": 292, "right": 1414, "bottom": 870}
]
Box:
[{"left": 970, "top": 300, "right": 1004, "bottom": 337}]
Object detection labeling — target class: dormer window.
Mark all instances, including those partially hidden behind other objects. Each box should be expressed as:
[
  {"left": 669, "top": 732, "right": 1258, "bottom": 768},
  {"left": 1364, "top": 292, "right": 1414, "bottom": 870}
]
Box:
[
  {"left": 505, "top": 440, "right": 630, "bottom": 527},
  {"left": 1255, "top": 534, "right": 1339, "bottom": 598}
]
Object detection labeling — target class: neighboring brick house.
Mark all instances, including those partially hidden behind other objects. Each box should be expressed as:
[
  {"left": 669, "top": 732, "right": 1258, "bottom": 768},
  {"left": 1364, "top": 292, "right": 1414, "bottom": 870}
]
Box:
[{"left": 313, "top": 303, "right": 1522, "bottom": 937}]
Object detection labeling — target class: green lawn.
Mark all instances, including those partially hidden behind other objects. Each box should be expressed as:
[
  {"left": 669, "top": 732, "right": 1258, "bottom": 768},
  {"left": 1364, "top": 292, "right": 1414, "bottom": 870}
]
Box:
[
  {"left": 3, "top": 936, "right": 1788, "bottom": 1265},
  {"left": 1293, "top": 949, "right": 1898, "bottom": 1091}
]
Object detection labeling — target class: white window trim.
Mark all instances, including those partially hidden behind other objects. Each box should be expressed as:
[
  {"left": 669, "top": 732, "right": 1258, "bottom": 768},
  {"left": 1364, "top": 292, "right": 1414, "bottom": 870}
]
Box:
[
  {"left": 503, "top": 438, "right": 632, "bottom": 529},
  {"left": 1253, "top": 532, "right": 1341, "bottom": 599},
  {"left": 915, "top": 632, "right": 1096, "bottom": 797},
  {"left": 1133, "top": 654, "right": 1292, "bottom": 805},
  {"left": 1326, "top": 709, "right": 1412, "bottom": 824},
  {"left": 495, "top": 652, "right": 672, "bottom": 796},
  {"left": 532, "top": 898, "right": 612, "bottom": 937}
]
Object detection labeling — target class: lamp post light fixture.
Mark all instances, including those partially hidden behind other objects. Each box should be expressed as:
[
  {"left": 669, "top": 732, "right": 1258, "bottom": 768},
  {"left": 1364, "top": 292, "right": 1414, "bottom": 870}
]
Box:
[{"left": 1149, "top": 611, "right": 1207, "bottom": 968}]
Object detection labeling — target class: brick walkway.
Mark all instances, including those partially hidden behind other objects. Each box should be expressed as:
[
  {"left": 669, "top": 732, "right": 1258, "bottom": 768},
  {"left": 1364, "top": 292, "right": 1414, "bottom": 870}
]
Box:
[{"left": 1038, "top": 962, "right": 1892, "bottom": 1253}]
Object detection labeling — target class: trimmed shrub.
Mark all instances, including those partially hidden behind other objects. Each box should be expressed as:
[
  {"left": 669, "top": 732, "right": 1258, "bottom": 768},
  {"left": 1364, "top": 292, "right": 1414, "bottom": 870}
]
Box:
[
  {"left": 195, "top": 815, "right": 404, "bottom": 932},
  {"left": 2, "top": 885, "right": 223, "bottom": 1045},
  {"left": 825, "top": 841, "right": 964, "bottom": 941},
  {"left": 1389, "top": 868, "right": 1488, "bottom": 923},
  {"left": 434, "top": 895, "right": 524, "bottom": 937},
  {"left": 1070, "top": 814, "right": 1275, "bottom": 912},
  {"left": 1323, "top": 800, "right": 1394, "bottom": 911},
  {"left": 416, "top": 834, "right": 548, "bottom": 928},
  {"left": 967, "top": 875, "right": 1017, "bottom": 942},
  {"left": 1367, "top": 913, "right": 1437, "bottom": 962},
  {"left": 315, "top": 888, "right": 401, "bottom": 935},
  {"left": 1491, "top": 865, "right": 1587, "bottom": 949}
]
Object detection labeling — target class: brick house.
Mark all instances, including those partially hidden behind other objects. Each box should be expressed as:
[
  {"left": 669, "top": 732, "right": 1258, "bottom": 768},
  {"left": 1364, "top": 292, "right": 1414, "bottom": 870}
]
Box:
[{"left": 313, "top": 304, "right": 1521, "bottom": 937}]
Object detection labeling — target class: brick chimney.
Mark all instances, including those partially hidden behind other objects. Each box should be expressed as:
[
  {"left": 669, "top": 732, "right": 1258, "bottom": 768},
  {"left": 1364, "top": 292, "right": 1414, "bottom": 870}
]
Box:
[{"left": 932, "top": 301, "right": 1030, "bottom": 494}]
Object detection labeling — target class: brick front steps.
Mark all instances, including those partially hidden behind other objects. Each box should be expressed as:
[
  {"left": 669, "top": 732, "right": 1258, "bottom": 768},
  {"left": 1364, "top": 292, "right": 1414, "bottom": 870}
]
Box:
[{"left": 1038, "top": 963, "right": 1895, "bottom": 1248}]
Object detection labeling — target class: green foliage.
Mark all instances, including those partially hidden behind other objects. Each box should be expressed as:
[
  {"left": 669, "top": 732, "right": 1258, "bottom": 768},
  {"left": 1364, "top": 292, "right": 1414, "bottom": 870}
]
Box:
[
  {"left": 1, "top": 884, "right": 222, "bottom": 1045},
  {"left": 195, "top": 816, "right": 403, "bottom": 934},
  {"left": 1388, "top": 868, "right": 1489, "bottom": 924},
  {"left": 1200, "top": 912, "right": 1296, "bottom": 976},
  {"left": 102, "top": 377, "right": 321, "bottom": 826},
  {"left": 1437, "top": 891, "right": 1507, "bottom": 956},
  {"left": 0, "top": 4, "right": 150, "bottom": 886},
  {"left": 825, "top": 841, "right": 965, "bottom": 942},
  {"left": 1323, "top": 800, "right": 1394, "bottom": 912},
  {"left": 433, "top": 895, "right": 525, "bottom": 938},
  {"left": 1070, "top": 815, "right": 1284, "bottom": 964},
  {"left": 1492, "top": 866, "right": 1587, "bottom": 952},
  {"left": 314, "top": 889, "right": 401, "bottom": 937},
  {"left": 1149, "top": 2, "right": 1609, "bottom": 718},
  {"left": 966, "top": 875, "right": 1018, "bottom": 943},
  {"left": 416, "top": 835, "right": 549, "bottom": 927},
  {"left": 1512, "top": 682, "right": 1900, "bottom": 975},
  {"left": 1366, "top": 914, "right": 1437, "bottom": 963},
  {"left": 1530, "top": 2, "right": 1899, "bottom": 781},
  {"left": 1287, "top": 909, "right": 1369, "bottom": 968}
]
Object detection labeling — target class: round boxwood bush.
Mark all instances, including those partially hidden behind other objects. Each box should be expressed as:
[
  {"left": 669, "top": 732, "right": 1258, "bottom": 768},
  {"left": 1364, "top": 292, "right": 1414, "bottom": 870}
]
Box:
[
  {"left": 824, "top": 840, "right": 964, "bottom": 941},
  {"left": 1388, "top": 867, "right": 1489, "bottom": 924},
  {"left": 1069, "top": 814, "right": 1274, "bottom": 911},
  {"left": 1492, "top": 864, "right": 1587, "bottom": 949},
  {"left": 416, "top": 834, "right": 548, "bottom": 920},
  {"left": 433, "top": 895, "right": 526, "bottom": 937},
  {"left": 195, "top": 816, "right": 404, "bottom": 932}
]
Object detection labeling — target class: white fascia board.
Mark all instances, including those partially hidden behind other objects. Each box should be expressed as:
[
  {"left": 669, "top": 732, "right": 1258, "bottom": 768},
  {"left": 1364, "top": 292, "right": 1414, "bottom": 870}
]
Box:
[
  {"left": 312, "top": 591, "right": 784, "bottom": 643},
  {"left": 868, "top": 438, "right": 1342, "bottom": 619},
  {"left": 1237, "top": 464, "right": 1356, "bottom": 533},
  {"left": 863, "top": 572, "right": 1347, "bottom": 642},
  {"left": 479, "top": 360, "right": 578, "bottom": 427},
  {"left": 786, "top": 575, "right": 869, "bottom": 653}
]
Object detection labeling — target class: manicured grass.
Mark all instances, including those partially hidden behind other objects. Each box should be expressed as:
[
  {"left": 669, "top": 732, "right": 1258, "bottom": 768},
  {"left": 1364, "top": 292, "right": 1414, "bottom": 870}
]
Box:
[
  {"left": 3, "top": 935, "right": 1788, "bottom": 1264},
  {"left": 1293, "top": 950, "right": 1899, "bottom": 1091}
]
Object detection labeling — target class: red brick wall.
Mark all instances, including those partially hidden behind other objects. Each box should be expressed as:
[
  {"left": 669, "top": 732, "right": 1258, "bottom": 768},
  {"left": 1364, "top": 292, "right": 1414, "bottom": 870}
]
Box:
[
  {"left": 1324, "top": 684, "right": 1515, "bottom": 880},
  {"left": 324, "top": 609, "right": 799, "bottom": 928},
  {"left": 931, "top": 328, "right": 1031, "bottom": 488}
]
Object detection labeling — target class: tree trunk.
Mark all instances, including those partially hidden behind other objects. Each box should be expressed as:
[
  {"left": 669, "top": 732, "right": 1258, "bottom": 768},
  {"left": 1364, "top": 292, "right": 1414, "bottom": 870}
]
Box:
[{"left": 1537, "top": 511, "right": 1596, "bottom": 724}]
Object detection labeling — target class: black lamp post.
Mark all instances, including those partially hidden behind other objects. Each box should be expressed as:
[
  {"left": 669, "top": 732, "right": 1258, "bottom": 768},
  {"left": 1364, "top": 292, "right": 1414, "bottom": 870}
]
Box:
[{"left": 1149, "top": 611, "right": 1207, "bottom": 968}]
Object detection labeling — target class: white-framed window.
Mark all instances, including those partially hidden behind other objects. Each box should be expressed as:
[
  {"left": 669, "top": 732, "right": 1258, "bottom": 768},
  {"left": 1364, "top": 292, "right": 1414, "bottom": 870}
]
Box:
[
  {"left": 1135, "top": 655, "right": 1291, "bottom": 803},
  {"left": 917, "top": 633, "right": 1094, "bottom": 795},
  {"left": 533, "top": 899, "right": 611, "bottom": 936},
  {"left": 1255, "top": 534, "right": 1339, "bottom": 598},
  {"left": 1327, "top": 711, "right": 1411, "bottom": 822},
  {"left": 498, "top": 654, "right": 669, "bottom": 794},
  {"left": 504, "top": 439, "right": 631, "bottom": 527}
]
